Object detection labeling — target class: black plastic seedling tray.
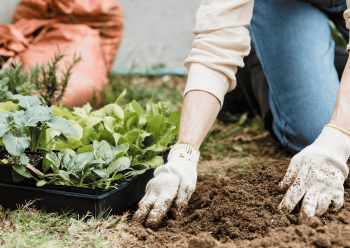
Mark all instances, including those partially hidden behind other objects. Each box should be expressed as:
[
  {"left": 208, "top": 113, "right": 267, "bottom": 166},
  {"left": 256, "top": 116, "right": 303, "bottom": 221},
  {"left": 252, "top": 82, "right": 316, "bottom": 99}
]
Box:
[
  {"left": 0, "top": 149, "right": 42, "bottom": 185},
  {"left": 0, "top": 169, "right": 154, "bottom": 216}
]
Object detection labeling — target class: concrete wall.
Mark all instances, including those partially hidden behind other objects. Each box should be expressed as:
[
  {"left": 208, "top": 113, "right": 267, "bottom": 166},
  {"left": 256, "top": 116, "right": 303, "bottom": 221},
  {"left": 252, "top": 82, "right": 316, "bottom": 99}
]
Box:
[{"left": 0, "top": 0, "right": 201, "bottom": 73}]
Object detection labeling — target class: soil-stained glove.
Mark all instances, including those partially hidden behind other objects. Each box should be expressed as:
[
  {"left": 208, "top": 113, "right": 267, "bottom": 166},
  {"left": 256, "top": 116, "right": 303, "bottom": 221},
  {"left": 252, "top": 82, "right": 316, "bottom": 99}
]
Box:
[
  {"left": 132, "top": 143, "right": 199, "bottom": 228},
  {"left": 279, "top": 125, "right": 350, "bottom": 220}
]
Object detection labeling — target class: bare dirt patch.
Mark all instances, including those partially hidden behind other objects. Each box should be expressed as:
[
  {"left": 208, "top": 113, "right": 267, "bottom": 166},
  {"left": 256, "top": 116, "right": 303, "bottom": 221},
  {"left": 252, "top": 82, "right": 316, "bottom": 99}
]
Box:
[{"left": 122, "top": 159, "right": 350, "bottom": 247}]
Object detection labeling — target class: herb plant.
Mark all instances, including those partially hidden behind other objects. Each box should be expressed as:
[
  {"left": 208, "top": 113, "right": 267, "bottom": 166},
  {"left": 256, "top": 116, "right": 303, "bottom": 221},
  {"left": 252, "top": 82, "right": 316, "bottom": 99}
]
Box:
[
  {"left": 30, "top": 51, "right": 81, "bottom": 107},
  {"left": 0, "top": 95, "right": 77, "bottom": 181},
  {"left": 0, "top": 63, "right": 35, "bottom": 102}
]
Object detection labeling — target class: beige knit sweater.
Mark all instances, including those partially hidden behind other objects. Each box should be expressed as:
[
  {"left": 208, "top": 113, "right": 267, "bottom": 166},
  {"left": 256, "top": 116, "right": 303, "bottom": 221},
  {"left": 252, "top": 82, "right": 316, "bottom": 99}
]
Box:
[{"left": 185, "top": 0, "right": 350, "bottom": 107}]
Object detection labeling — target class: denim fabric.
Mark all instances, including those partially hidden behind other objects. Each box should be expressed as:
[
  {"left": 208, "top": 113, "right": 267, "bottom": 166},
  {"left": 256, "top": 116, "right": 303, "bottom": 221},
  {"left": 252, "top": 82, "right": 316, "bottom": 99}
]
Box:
[{"left": 248, "top": 0, "right": 348, "bottom": 154}]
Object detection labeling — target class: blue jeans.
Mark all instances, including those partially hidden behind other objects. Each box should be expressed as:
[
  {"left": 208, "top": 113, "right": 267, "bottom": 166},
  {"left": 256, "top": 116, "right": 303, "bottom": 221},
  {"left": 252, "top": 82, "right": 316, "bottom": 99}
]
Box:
[{"left": 248, "top": 0, "right": 348, "bottom": 154}]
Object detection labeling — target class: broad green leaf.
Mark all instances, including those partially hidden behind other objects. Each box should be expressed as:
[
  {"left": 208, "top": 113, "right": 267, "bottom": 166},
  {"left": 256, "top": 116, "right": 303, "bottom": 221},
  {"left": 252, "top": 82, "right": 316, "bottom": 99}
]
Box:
[
  {"left": 113, "top": 133, "right": 129, "bottom": 146},
  {"left": 53, "top": 137, "right": 83, "bottom": 150},
  {"left": 106, "top": 157, "right": 131, "bottom": 175},
  {"left": 147, "top": 156, "right": 164, "bottom": 169},
  {"left": 73, "top": 103, "right": 93, "bottom": 117},
  {"left": 3, "top": 130, "right": 30, "bottom": 156},
  {"left": 136, "top": 131, "right": 151, "bottom": 148},
  {"left": 99, "top": 129, "right": 115, "bottom": 146},
  {"left": 0, "top": 139, "right": 3, "bottom": 146},
  {"left": 92, "top": 169, "right": 108, "bottom": 178},
  {"left": 129, "top": 144, "right": 142, "bottom": 158},
  {"left": 158, "top": 101, "right": 174, "bottom": 118},
  {"left": 131, "top": 100, "right": 146, "bottom": 125},
  {"left": 67, "top": 152, "right": 94, "bottom": 172},
  {"left": 0, "top": 102, "right": 19, "bottom": 111},
  {"left": 13, "top": 95, "right": 42, "bottom": 109},
  {"left": 132, "top": 162, "right": 149, "bottom": 170},
  {"left": 14, "top": 106, "right": 52, "bottom": 127},
  {"left": 115, "top": 89, "right": 127, "bottom": 105},
  {"left": 124, "top": 112, "right": 138, "bottom": 132},
  {"left": 91, "top": 104, "right": 124, "bottom": 121},
  {"left": 50, "top": 105, "right": 63, "bottom": 117},
  {"left": 67, "top": 120, "right": 83, "bottom": 140},
  {"left": 114, "top": 152, "right": 124, "bottom": 160},
  {"left": 124, "top": 131, "right": 139, "bottom": 145},
  {"left": 78, "top": 117, "right": 102, "bottom": 129},
  {"left": 76, "top": 145, "right": 94, "bottom": 154},
  {"left": 61, "top": 110, "right": 74, "bottom": 120},
  {"left": 95, "top": 140, "right": 115, "bottom": 164},
  {"left": 60, "top": 153, "right": 74, "bottom": 170},
  {"left": 0, "top": 112, "right": 10, "bottom": 136},
  {"left": 39, "top": 129, "right": 71, "bottom": 150},
  {"left": 76, "top": 121, "right": 98, "bottom": 146},
  {"left": 12, "top": 165, "right": 32, "bottom": 178},
  {"left": 168, "top": 110, "right": 181, "bottom": 136},
  {"left": 47, "top": 151, "right": 60, "bottom": 172},
  {"left": 12, "top": 169, "right": 26, "bottom": 182},
  {"left": 103, "top": 116, "right": 123, "bottom": 133},
  {"left": 121, "top": 102, "right": 134, "bottom": 113},
  {"left": 20, "top": 154, "right": 29, "bottom": 165},
  {"left": 37, "top": 180, "right": 47, "bottom": 187},
  {"left": 89, "top": 122, "right": 104, "bottom": 141},
  {"left": 59, "top": 170, "right": 71, "bottom": 181},
  {"left": 146, "top": 96, "right": 159, "bottom": 116},
  {"left": 145, "top": 115, "right": 167, "bottom": 145},
  {"left": 46, "top": 116, "right": 77, "bottom": 136},
  {"left": 143, "top": 124, "right": 175, "bottom": 160},
  {"left": 92, "top": 140, "right": 100, "bottom": 149},
  {"left": 90, "top": 132, "right": 101, "bottom": 142},
  {"left": 114, "top": 173, "right": 123, "bottom": 180},
  {"left": 93, "top": 150, "right": 103, "bottom": 161},
  {"left": 42, "top": 158, "right": 51, "bottom": 174},
  {"left": 53, "top": 133, "right": 68, "bottom": 144},
  {"left": 60, "top": 149, "right": 76, "bottom": 156},
  {"left": 113, "top": 143, "right": 129, "bottom": 154},
  {"left": 157, "top": 123, "right": 176, "bottom": 149},
  {"left": 80, "top": 127, "right": 93, "bottom": 146}
]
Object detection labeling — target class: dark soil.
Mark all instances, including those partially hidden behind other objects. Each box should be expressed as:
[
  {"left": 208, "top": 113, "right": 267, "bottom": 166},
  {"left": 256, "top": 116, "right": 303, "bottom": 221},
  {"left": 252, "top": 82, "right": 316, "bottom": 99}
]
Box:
[
  {"left": 0, "top": 153, "right": 43, "bottom": 165},
  {"left": 123, "top": 159, "right": 350, "bottom": 248}
]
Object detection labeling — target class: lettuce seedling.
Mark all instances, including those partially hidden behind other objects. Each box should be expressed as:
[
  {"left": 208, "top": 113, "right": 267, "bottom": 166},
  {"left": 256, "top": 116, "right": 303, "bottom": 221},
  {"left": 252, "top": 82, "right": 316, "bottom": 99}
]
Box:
[
  {"left": 37, "top": 140, "right": 165, "bottom": 189},
  {"left": 0, "top": 95, "right": 77, "bottom": 181}
]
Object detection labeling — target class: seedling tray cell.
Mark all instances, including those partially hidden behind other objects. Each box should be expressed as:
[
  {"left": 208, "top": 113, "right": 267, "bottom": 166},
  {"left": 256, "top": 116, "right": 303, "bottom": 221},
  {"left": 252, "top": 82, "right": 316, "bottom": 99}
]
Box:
[
  {"left": 0, "top": 169, "right": 154, "bottom": 216},
  {"left": 0, "top": 149, "right": 42, "bottom": 185}
]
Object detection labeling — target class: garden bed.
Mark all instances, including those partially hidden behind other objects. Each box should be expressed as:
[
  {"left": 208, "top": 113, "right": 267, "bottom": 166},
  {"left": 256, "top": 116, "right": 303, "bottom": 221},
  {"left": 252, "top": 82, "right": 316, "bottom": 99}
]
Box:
[{"left": 122, "top": 159, "right": 350, "bottom": 247}]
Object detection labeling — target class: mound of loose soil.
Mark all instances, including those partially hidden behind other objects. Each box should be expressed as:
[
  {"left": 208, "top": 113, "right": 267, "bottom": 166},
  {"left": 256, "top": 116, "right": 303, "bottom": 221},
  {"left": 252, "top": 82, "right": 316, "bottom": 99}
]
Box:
[{"left": 123, "top": 159, "right": 350, "bottom": 248}]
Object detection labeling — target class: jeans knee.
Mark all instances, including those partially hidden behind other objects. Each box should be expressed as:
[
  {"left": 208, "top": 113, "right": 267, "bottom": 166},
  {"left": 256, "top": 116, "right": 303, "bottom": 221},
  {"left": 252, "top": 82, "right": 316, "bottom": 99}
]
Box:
[{"left": 282, "top": 120, "right": 326, "bottom": 154}]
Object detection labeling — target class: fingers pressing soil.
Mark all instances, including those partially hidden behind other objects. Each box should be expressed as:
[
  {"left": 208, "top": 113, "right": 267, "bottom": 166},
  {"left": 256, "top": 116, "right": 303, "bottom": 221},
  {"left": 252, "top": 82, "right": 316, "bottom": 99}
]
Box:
[{"left": 124, "top": 159, "right": 350, "bottom": 248}]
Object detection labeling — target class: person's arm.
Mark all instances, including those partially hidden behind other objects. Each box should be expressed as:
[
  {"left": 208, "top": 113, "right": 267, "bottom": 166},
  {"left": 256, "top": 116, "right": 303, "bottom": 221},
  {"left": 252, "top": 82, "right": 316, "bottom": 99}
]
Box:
[
  {"left": 133, "top": 0, "right": 254, "bottom": 227},
  {"left": 278, "top": 3, "right": 350, "bottom": 220},
  {"left": 329, "top": 58, "right": 350, "bottom": 130}
]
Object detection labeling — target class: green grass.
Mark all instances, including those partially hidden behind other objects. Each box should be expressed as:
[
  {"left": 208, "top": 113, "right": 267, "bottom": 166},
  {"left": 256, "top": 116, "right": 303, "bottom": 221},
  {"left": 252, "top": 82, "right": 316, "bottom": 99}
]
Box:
[
  {"left": 98, "top": 75, "right": 185, "bottom": 109},
  {"left": 0, "top": 201, "right": 129, "bottom": 247}
]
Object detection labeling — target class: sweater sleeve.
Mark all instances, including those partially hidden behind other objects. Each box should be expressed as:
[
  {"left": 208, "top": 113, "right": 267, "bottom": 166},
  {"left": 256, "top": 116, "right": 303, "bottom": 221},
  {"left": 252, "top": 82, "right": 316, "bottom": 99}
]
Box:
[
  {"left": 184, "top": 0, "right": 254, "bottom": 107},
  {"left": 344, "top": 0, "right": 350, "bottom": 53}
]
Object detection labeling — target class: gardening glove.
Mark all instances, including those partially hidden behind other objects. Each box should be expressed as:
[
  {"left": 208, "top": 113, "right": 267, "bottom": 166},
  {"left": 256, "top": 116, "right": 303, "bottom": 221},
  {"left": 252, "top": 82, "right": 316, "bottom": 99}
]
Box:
[
  {"left": 132, "top": 143, "right": 199, "bottom": 228},
  {"left": 278, "top": 125, "right": 350, "bottom": 220}
]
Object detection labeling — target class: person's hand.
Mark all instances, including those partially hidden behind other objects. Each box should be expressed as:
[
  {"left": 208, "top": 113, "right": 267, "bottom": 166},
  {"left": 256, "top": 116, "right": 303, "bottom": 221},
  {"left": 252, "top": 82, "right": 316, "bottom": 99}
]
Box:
[
  {"left": 278, "top": 126, "right": 350, "bottom": 221},
  {"left": 132, "top": 143, "right": 199, "bottom": 228}
]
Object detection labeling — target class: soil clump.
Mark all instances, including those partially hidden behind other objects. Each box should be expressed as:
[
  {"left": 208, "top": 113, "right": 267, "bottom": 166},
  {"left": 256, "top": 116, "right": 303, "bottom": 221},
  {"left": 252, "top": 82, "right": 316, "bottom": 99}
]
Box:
[
  {"left": 124, "top": 159, "right": 350, "bottom": 247},
  {"left": 1, "top": 153, "right": 43, "bottom": 165}
]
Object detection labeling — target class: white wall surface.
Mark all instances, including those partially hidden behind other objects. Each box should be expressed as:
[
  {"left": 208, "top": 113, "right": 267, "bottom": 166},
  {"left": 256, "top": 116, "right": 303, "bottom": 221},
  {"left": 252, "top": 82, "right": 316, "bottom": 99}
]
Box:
[{"left": 0, "top": 0, "right": 201, "bottom": 71}]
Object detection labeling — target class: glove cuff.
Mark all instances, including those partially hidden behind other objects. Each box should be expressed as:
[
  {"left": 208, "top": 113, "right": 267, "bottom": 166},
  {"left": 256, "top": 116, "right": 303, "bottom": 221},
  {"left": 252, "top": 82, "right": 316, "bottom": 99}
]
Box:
[
  {"left": 314, "top": 126, "right": 350, "bottom": 163},
  {"left": 168, "top": 143, "right": 200, "bottom": 165}
]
